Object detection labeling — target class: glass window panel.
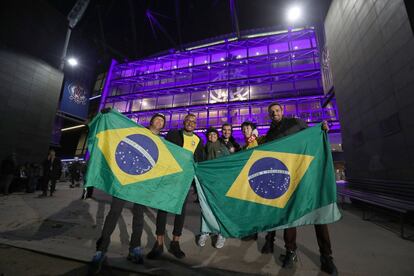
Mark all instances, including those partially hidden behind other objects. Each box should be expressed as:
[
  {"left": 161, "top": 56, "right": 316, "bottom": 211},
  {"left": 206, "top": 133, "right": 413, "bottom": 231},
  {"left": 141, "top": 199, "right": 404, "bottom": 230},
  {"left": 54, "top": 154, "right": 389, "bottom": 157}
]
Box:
[
  {"left": 249, "top": 63, "right": 270, "bottom": 77},
  {"left": 284, "top": 104, "right": 297, "bottom": 113},
  {"left": 140, "top": 98, "right": 156, "bottom": 110},
  {"left": 209, "top": 88, "right": 228, "bottom": 103},
  {"left": 228, "top": 65, "right": 248, "bottom": 80},
  {"left": 295, "top": 79, "right": 319, "bottom": 90},
  {"left": 148, "top": 64, "right": 156, "bottom": 73},
  {"left": 113, "top": 101, "right": 128, "bottom": 112},
  {"left": 175, "top": 74, "right": 191, "bottom": 85},
  {"left": 248, "top": 46, "right": 267, "bottom": 57},
  {"left": 229, "top": 108, "right": 241, "bottom": 125},
  {"left": 162, "top": 61, "right": 172, "bottom": 70},
  {"left": 117, "top": 85, "right": 131, "bottom": 95},
  {"left": 191, "top": 91, "right": 208, "bottom": 105},
  {"left": 122, "top": 69, "right": 134, "bottom": 77},
  {"left": 157, "top": 95, "right": 173, "bottom": 109},
  {"left": 110, "top": 87, "right": 118, "bottom": 96},
  {"left": 272, "top": 82, "right": 294, "bottom": 93},
  {"left": 239, "top": 107, "right": 250, "bottom": 124},
  {"left": 209, "top": 69, "right": 228, "bottom": 82},
  {"left": 131, "top": 99, "right": 141, "bottom": 112},
  {"left": 173, "top": 93, "right": 190, "bottom": 107},
  {"left": 216, "top": 109, "right": 228, "bottom": 126},
  {"left": 291, "top": 58, "right": 316, "bottom": 71},
  {"left": 229, "top": 49, "right": 247, "bottom": 60},
  {"left": 178, "top": 58, "right": 189, "bottom": 68},
  {"left": 291, "top": 39, "right": 311, "bottom": 50},
  {"left": 250, "top": 84, "right": 271, "bottom": 100},
  {"left": 192, "top": 71, "right": 210, "bottom": 84},
  {"left": 137, "top": 115, "right": 152, "bottom": 126},
  {"left": 159, "top": 77, "right": 174, "bottom": 88},
  {"left": 229, "top": 85, "right": 249, "bottom": 101},
  {"left": 211, "top": 52, "right": 226, "bottom": 63},
  {"left": 194, "top": 55, "right": 209, "bottom": 65},
  {"left": 208, "top": 110, "right": 219, "bottom": 126},
  {"left": 269, "top": 42, "right": 289, "bottom": 53},
  {"left": 154, "top": 63, "right": 161, "bottom": 71},
  {"left": 196, "top": 111, "right": 208, "bottom": 128}
]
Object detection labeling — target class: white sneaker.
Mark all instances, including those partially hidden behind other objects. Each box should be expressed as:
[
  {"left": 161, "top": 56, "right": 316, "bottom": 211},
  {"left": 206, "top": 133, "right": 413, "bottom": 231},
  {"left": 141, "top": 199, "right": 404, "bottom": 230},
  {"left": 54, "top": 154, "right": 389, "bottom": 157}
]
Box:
[
  {"left": 215, "top": 234, "right": 226, "bottom": 249},
  {"left": 198, "top": 233, "right": 209, "bottom": 247}
]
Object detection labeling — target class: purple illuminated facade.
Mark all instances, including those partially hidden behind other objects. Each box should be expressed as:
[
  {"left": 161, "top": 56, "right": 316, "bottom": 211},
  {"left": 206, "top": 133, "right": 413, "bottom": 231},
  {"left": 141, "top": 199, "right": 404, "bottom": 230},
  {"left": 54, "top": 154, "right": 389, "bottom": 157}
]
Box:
[{"left": 100, "top": 27, "right": 340, "bottom": 143}]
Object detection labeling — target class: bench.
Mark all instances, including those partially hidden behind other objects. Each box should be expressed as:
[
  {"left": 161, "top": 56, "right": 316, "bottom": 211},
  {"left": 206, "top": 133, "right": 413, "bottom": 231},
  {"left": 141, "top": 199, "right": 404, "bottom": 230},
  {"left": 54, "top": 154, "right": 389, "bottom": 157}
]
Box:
[{"left": 337, "top": 179, "right": 414, "bottom": 239}]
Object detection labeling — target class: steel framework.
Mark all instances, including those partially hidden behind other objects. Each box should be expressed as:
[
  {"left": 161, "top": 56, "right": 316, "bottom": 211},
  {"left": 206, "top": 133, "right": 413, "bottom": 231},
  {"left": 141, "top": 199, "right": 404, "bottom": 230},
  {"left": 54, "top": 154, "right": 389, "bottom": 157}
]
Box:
[{"left": 100, "top": 27, "right": 339, "bottom": 141}]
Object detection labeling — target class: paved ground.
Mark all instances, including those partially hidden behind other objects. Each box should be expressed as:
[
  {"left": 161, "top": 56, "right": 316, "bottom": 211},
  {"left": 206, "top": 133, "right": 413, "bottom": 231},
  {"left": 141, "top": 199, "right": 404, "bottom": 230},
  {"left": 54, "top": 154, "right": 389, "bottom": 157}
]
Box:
[
  {"left": 0, "top": 244, "right": 136, "bottom": 276},
  {"left": 0, "top": 181, "right": 413, "bottom": 275}
]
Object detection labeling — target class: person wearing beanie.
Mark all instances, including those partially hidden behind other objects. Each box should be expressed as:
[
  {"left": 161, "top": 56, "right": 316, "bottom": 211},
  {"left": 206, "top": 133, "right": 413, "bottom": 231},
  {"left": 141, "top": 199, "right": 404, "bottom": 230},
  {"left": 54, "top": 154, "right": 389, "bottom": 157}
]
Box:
[{"left": 89, "top": 109, "right": 165, "bottom": 274}]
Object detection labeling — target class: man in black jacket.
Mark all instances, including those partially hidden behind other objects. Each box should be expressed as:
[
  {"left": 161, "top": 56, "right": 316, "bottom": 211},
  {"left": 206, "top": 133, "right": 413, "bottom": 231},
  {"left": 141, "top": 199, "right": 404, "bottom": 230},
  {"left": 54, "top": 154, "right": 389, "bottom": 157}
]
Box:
[
  {"left": 219, "top": 123, "right": 241, "bottom": 153},
  {"left": 40, "top": 149, "right": 62, "bottom": 197},
  {"left": 147, "top": 113, "right": 205, "bottom": 260},
  {"left": 263, "top": 102, "right": 337, "bottom": 275}
]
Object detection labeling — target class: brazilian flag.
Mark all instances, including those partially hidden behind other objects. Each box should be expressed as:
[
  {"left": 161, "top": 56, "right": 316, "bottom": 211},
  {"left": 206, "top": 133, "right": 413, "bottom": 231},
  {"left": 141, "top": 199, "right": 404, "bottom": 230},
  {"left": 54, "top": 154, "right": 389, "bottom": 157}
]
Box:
[
  {"left": 85, "top": 109, "right": 195, "bottom": 214},
  {"left": 195, "top": 124, "right": 341, "bottom": 238}
]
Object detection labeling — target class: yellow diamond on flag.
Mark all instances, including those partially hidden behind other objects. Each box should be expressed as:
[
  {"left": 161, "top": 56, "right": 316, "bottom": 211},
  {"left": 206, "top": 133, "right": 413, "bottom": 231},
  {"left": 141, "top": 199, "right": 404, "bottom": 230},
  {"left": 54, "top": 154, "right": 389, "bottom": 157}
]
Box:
[
  {"left": 226, "top": 150, "right": 314, "bottom": 208},
  {"left": 96, "top": 127, "right": 183, "bottom": 185}
]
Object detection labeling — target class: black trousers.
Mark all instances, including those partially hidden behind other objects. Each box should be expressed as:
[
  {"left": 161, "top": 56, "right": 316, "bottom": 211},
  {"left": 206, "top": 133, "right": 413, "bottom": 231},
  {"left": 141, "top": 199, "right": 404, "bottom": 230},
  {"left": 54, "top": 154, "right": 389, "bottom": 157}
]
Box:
[
  {"left": 96, "top": 197, "right": 144, "bottom": 253},
  {"left": 82, "top": 187, "right": 94, "bottom": 198},
  {"left": 266, "top": 224, "right": 332, "bottom": 256},
  {"left": 155, "top": 194, "right": 188, "bottom": 237},
  {"left": 42, "top": 177, "right": 56, "bottom": 194}
]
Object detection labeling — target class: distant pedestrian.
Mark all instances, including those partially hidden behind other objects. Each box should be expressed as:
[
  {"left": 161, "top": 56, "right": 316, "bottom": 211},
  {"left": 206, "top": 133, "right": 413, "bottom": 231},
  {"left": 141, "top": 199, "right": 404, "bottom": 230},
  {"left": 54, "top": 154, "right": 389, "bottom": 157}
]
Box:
[
  {"left": 0, "top": 153, "right": 17, "bottom": 195},
  {"left": 69, "top": 157, "right": 81, "bottom": 188},
  {"left": 40, "top": 149, "right": 62, "bottom": 197}
]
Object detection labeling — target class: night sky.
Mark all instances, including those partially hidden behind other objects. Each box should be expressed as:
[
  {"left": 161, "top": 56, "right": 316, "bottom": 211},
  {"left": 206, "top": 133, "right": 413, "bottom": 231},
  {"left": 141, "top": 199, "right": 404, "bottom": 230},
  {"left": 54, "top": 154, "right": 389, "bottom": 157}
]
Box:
[{"left": 48, "top": 0, "right": 332, "bottom": 69}]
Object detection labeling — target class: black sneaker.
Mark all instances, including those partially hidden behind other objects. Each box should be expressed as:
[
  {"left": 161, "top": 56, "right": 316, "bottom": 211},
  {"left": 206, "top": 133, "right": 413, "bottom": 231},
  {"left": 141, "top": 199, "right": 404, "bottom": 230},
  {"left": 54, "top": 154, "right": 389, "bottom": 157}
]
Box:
[
  {"left": 280, "top": 250, "right": 297, "bottom": 268},
  {"left": 88, "top": 251, "right": 106, "bottom": 275},
  {"left": 127, "top": 247, "right": 144, "bottom": 264},
  {"left": 320, "top": 255, "right": 338, "bottom": 275},
  {"left": 147, "top": 241, "right": 164, "bottom": 259},
  {"left": 261, "top": 239, "right": 274, "bottom": 254},
  {"left": 168, "top": 241, "right": 185, "bottom": 259}
]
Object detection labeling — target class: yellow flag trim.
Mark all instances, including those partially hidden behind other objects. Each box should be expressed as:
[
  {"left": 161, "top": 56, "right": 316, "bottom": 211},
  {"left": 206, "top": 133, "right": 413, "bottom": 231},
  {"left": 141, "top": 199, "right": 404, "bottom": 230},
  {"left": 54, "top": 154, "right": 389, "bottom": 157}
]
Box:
[{"left": 96, "top": 127, "right": 182, "bottom": 185}]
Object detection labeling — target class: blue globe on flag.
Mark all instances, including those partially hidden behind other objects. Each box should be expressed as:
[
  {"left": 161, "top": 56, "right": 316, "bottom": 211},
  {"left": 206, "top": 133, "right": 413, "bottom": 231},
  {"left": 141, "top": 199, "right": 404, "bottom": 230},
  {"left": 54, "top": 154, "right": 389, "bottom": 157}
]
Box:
[
  {"left": 115, "top": 134, "right": 159, "bottom": 175},
  {"left": 248, "top": 157, "right": 290, "bottom": 199}
]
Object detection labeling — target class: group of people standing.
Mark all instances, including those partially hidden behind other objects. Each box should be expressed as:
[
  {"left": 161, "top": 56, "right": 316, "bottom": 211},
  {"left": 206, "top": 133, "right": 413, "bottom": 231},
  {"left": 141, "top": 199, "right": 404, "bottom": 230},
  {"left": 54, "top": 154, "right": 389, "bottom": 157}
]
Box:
[
  {"left": 0, "top": 151, "right": 62, "bottom": 196},
  {"left": 89, "top": 102, "right": 337, "bottom": 275}
]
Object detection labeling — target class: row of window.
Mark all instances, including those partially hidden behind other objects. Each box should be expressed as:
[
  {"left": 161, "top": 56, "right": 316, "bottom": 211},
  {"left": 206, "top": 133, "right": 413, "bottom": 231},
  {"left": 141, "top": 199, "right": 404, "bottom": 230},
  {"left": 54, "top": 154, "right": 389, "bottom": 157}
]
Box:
[
  {"left": 114, "top": 37, "right": 318, "bottom": 78},
  {"left": 111, "top": 56, "right": 320, "bottom": 95},
  {"left": 111, "top": 101, "right": 338, "bottom": 130},
  {"left": 107, "top": 78, "right": 321, "bottom": 112}
]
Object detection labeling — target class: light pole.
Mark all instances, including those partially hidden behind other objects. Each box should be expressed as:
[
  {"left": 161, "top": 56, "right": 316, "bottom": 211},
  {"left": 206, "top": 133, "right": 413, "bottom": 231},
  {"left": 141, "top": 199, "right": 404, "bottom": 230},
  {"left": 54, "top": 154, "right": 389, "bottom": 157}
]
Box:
[{"left": 59, "top": 0, "right": 90, "bottom": 71}]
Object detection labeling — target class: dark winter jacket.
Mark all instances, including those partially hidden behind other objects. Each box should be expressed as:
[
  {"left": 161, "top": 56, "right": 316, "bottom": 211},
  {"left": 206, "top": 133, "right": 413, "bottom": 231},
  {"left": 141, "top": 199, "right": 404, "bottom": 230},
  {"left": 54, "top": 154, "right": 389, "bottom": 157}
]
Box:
[
  {"left": 165, "top": 129, "right": 205, "bottom": 162},
  {"left": 265, "top": 117, "right": 308, "bottom": 142},
  {"left": 219, "top": 136, "right": 241, "bottom": 153},
  {"left": 43, "top": 157, "right": 62, "bottom": 180}
]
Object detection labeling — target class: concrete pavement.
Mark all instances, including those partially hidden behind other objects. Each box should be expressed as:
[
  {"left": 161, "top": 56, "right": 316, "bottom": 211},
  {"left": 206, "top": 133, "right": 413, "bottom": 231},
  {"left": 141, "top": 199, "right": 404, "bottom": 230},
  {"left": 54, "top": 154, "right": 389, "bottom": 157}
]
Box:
[{"left": 0, "top": 181, "right": 413, "bottom": 275}]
